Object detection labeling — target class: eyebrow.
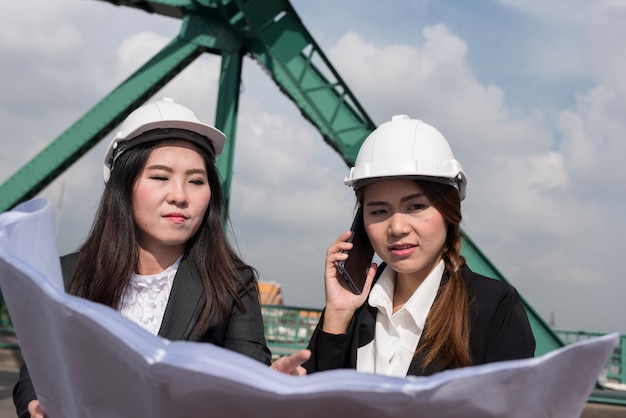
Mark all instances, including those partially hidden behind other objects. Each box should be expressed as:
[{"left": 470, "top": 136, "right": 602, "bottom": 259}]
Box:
[
  {"left": 145, "top": 165, "right": 207, "bottom": 175},
  {"left": 401, "top": 192, "right": 426, "bottom": 202},
  {"left": 366, "top": 192, "right": 425, "bottom": 206}
]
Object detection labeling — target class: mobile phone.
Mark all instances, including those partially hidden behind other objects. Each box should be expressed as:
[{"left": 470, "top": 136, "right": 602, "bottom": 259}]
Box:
[{"left": 336, "top": 204, "right": 375, "bottom": 295}]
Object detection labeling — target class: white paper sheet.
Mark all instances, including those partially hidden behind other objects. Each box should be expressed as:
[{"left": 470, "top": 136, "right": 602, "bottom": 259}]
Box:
[{"left": 0, "top": 198, "right": 618, "bottom": 418}]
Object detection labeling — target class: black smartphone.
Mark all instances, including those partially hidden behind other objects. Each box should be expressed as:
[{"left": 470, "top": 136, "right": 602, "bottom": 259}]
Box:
[{"left": 336, "top": 204, "right": 375, "bottom": 295}]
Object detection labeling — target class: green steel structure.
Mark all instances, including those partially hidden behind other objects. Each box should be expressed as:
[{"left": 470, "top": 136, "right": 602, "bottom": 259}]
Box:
[{"left": 0, "top": 0, "right": 623, "bottom": 407}]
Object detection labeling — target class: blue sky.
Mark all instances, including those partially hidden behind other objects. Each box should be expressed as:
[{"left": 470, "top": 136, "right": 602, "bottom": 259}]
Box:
[{"left": 1, "top": 0, "right": 625, "bottom": 334}]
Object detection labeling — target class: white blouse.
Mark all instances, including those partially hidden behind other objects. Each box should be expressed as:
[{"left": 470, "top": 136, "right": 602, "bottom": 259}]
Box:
[
  {"left": 118, "top": 255, "right": 182, "bottom": 335},
  {"left": 356, "top": 260, "right": 444, "bottom": 377}
]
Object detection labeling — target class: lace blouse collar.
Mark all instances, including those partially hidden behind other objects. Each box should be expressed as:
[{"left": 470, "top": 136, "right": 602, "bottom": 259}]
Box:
[{"left": 119, "top": 255, "right": 183, "bottom": 335}]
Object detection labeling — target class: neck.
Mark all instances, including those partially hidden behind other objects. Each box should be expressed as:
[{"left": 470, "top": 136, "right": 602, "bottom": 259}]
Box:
[
  {"left": 136, "top": 246, "right": 184, "bottom": 275},
  {"left": 392, "top": 257, "right": 443, "bottom": 312},
  {"left": 393, "top": 273, "right": 424, "bottom": 313}
]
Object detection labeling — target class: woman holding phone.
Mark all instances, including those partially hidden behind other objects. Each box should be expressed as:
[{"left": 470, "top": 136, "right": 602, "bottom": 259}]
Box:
[{"left": 304, "top": 114, "right": 535, "bottom": 377}]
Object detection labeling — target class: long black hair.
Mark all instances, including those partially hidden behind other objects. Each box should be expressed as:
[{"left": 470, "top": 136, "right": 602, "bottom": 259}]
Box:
[{"left": 68, "top": 136, "right": 254, "bottom": 332}]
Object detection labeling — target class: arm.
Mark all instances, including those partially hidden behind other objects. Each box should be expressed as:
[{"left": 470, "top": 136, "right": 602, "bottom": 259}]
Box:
[
  {"left": 13, "top": 363, "right": 42, "bottom": 418},
  {"left": 304, "top": 311, "right": 355, "bottom": 373},
  {"left": 303, "top": 231, "right": 378, "bottom": 373},
  {"left": 220, "top": 268, "right": 272, "bottom": 366},
  {"left": 484, "top": 285, "right": 536, "bottom": 362}
]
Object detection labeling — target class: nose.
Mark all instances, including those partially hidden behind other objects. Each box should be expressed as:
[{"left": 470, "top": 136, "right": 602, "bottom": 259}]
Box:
[
  {"left": 388, "top": 212, "right": 410, "bottom": 236},
  {"left": 166, "top": 181, "right": 188, "bottom": 206}
]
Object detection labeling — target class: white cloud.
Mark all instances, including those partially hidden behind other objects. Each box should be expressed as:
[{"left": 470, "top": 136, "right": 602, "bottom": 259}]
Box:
[
  {"left": 230, "top": 102, "right": 354, "bottom": 227},
  {"left": 328, "top": 26, "right": 553, "bottom": 153},
  {"left": 587, "top": 1, "right": 626, "bottom": 98},
  {"left": 0, "top": 1, "right": 89, "bottom": 54},
  {"left": 327, "top": 25, "right": 472, "bottom": 120},
  {"left": 496, "top": 152, "right": 569, "bottom": 194},
  {"left": 116, "top": 32, "right": 170, "bottom": 77},
  {"left": 557, "top": 0, "right": 626, "bottom": 200}
]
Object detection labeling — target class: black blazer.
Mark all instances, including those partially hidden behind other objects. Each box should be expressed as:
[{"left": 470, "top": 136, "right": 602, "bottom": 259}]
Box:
[
  {"left": 304, "top": 264, "right": 536, "bottom": 376},
  {"left": 13, "top": 252, "right": 271, "bottom": 418}
]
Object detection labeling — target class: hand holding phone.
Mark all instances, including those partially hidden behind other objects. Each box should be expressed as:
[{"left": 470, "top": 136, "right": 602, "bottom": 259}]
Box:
[{"left": 336, "top": 204, "right": 375, "bottom": 295}]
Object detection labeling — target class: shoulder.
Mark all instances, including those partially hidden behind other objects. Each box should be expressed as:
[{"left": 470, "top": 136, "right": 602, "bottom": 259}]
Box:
[
  {"left": 461, "top": 265, "right": 524, "bottom": 310},
  {"left": 237, "top": 266, "right": 255, "bottom": 287},
  {"left": 461, "top": 265, "right": 516, "bottom": 295},
  {"left": 237, "top": 267, "right": 258, "bottom": 297},
  {"left": 183, "top": 255, "right": 257, "bottom": 291},
  {"left": 460, "top": 265, "right": 524, "bottom": 312},
  {"left": 231, "top": 258, "right": 257, "bottom": 285}
]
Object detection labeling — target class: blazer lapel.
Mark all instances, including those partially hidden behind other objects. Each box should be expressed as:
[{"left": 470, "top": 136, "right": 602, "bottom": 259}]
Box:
[
  {"left": 407, "top": 341, "right": 431, "bottom": 376},
  {"left": 158, "top": 258, "right": 204, "bottom": 341}
]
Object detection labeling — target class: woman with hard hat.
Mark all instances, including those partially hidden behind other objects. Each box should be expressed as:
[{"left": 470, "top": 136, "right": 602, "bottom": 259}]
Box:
[
  {"left": 303, "top": 115, "right": 535, "bottom": 377},
  {"left": 13, "top": 98, "right": 308, "bottom": 418}
]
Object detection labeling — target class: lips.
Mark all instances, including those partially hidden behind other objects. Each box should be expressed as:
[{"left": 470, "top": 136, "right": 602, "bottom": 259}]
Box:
[
  {"left": 164, "top": 213, "right": 188, "bottom": 222},
  {"left": 388, "top": 243, "right": 415, "bottom": 250},
  {"left": 388, "top": 243, "right": 416, "bottom": 257}
]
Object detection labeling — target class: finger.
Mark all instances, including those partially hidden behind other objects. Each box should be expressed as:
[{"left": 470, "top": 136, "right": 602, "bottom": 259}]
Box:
[
  {"left": 270, "top": 350, "right": 311, "bottom": 374},
  {"left": 328, "top": 231, "right": 354, "bottom": 252},
  {"left": 293, "top": 365, "right": 308, "bottom": 376},
  {"left": 326, "top": 243, "right": 352, "bottom": 261},
  {"left": 337, "top": 230, "right": 352, "bottom": 242},
  {"left": 284, "top": 349, "right": 311, "bottom": 370},
  {"left": 360, "top": 262, "right": 378, "bottom": 295}
]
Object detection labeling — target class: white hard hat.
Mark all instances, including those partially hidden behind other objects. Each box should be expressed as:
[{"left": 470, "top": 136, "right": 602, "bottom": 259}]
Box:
[
  {"left": 345, "top": 114, "right": 467, "bottom": 200},
  {"left": 103, "top": 98, "right": 226, "bottom": 182}
]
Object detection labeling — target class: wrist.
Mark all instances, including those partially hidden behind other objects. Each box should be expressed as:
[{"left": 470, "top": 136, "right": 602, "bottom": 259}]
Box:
[{"left": 322, "top": 308, "right": 355, "bottom": 334}]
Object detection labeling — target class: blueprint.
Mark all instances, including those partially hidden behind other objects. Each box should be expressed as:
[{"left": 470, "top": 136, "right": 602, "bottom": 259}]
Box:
[{"left": 0, "top": 198, "right": 618, "bottom": 418}]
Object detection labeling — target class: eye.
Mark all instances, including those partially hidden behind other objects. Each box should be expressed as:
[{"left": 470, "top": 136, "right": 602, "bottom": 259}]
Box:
[
  {"left": 189, "top": 179, "right": 206, "bottom": 185},
  {"left": 408, "top": 202, "right": 428, "bottom": 212},
  {"left": 150, "top": 175, "right": 168, "bottom": 181},
  {"left": 369, "top": 208, "right": 387, "bottom": 216}
]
